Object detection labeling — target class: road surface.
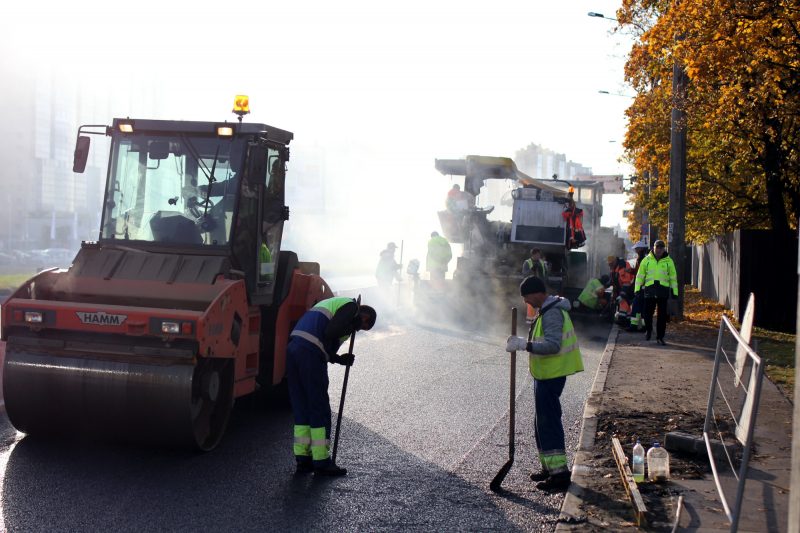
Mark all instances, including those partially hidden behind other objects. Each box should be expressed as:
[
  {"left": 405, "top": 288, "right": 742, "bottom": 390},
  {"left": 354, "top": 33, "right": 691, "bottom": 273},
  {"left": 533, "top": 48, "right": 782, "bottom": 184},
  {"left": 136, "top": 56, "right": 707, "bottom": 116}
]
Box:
[{"left": 0, "top": 297, "right": 611, "bottom": 532}]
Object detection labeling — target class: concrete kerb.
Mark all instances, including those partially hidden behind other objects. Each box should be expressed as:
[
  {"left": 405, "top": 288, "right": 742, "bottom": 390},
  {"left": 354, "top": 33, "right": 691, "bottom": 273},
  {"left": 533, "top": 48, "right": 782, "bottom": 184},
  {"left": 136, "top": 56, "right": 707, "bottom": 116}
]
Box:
[{"left": 556, "top": 325, "right": 620, "bottom": 530}]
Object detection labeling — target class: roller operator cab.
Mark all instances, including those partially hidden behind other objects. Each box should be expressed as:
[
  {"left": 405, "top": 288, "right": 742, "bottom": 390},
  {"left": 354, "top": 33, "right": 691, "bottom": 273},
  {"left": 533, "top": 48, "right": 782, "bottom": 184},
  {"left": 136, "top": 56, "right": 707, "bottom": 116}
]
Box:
[{"left": 1, "top": 101, "right": 334, "bottom": 450}]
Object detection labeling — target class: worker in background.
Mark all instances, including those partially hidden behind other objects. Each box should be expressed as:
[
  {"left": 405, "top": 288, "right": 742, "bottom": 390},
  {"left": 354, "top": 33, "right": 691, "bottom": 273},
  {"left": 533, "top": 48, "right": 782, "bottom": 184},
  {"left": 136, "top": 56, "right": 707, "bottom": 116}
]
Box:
[
  {"left": 562, "top": 195, "right": 585, "bottom": 249},
  {"left": 505, "top": 276, "right": 584, "bottom": 492},
  {"left": 627, "top": 240, "right": 650, "bottom": 332},
  {"left": 608, "top": 254, "right": 635, "bottom": 321},
  {"left": 375, "top": 242, "right": 401, "bottom": 289},
  {"left": 287, "top": 297, "right": 377, "bottom": 476},
  {"left": 576, "top": 274, "right": 611, "bottom": 312},
  {"left": 522, "top": 248, "right": 548, "bottom": 322},
  {"left": 446, "top": 184, "right": 475, "bottom": 213},
  {"left": 634, "top": 239, "right": 678, "bottom": 345},
  {"left": 426, "top": 231, "right": 452, "bottom": 289},
  {"left": 406, "top": 258, "right": 421, "bottom": 291},
  {"left": 522, "top": 248, "right": 548, "bottom": 279}
]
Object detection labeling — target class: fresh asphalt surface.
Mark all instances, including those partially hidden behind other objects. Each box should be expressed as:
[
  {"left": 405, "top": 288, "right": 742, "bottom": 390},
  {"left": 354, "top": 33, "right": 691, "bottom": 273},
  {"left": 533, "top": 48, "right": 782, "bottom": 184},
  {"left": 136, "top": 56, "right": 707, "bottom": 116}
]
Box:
[{"left": 0, "top": 303, "right": 610, "bottom": 532}]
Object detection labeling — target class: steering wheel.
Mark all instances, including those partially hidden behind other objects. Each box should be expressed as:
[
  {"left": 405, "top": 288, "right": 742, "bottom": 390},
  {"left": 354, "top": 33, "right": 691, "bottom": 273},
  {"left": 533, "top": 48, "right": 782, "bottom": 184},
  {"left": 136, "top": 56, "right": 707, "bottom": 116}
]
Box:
[{"left": 186, "top": 196, "right": 215, "bottom": 219}]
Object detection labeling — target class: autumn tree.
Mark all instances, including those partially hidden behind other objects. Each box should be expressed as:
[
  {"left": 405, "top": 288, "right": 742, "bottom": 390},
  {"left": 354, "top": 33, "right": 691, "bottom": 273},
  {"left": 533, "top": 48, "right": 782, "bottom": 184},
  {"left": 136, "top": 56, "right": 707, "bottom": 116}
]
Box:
[{"left": 619, "top": 0, "right": 800, "bottom": 243}]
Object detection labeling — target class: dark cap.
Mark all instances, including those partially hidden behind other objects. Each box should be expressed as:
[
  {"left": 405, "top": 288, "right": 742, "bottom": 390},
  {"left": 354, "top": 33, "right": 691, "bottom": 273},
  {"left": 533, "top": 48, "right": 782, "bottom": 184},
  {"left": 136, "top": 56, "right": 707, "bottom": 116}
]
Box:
[
  {"left": 654, "top": 240, "right": 666, "bottom": 248},
  {"left": 520, "top": 276, "right": 546, "bottom": 296},
  {"left": 358, "top": 305, "right": 377, "bottom": 330},
  {"left": 599, "top": 274, "right": 611, "bottom": 286}
]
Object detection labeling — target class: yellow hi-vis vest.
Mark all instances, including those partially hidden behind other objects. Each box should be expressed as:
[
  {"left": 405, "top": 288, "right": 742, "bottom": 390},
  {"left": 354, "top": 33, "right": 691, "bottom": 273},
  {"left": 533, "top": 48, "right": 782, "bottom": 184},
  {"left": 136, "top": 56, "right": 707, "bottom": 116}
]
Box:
[{"left": 528, "top": 309, "right": 584, "bottom": 380}]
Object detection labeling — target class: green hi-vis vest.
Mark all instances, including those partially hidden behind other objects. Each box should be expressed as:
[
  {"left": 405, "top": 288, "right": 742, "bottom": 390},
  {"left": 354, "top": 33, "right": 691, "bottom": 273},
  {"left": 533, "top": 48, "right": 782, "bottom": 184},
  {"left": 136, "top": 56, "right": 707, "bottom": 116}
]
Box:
[
  {"left": 528, "top": 309, "right": 584, "bottom": 380},
  {"left": 523, "top": 258, "right": 548, "bottom": 278},
  {"left": 577, "top": 278, "right": 603, "bottom": 309},
  {"left": 314, "top": 297, "right": 354, "bottom": 343}
]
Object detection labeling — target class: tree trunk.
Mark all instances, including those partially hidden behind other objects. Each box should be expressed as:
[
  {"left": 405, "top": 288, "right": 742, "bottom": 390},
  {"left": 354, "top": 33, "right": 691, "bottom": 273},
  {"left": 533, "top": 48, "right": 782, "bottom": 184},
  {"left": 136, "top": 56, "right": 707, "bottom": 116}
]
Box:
[{"left": 762, "top": 117, "right": 791, "bottom": 236}]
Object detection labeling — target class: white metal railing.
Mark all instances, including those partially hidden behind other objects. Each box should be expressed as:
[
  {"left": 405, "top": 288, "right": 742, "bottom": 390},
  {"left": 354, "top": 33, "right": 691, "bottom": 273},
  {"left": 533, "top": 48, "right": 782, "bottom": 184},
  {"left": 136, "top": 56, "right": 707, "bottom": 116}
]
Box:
[{"left": 704, "top": 314, "right": 764, "bottom": 532}]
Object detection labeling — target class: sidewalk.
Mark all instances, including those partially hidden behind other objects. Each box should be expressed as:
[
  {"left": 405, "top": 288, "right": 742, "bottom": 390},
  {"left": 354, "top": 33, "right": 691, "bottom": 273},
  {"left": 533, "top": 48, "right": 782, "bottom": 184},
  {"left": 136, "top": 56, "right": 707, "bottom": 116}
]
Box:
[{"left": 557, "top": 322, "right": 793, "bottom": 532}]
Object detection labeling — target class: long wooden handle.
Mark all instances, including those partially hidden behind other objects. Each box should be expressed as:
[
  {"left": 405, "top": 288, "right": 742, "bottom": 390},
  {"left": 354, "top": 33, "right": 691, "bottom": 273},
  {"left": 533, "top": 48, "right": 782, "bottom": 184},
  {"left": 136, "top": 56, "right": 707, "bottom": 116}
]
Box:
[
  {"left": 509, "top": 307, "right": 517, "bottom": 459},
  {"left": 331, "top": 295, "right": 361, "bottom": 464}
]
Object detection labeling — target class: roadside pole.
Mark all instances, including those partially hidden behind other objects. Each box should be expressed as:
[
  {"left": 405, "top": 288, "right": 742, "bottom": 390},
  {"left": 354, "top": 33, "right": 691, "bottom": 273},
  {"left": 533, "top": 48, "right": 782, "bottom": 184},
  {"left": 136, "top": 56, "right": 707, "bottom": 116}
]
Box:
[
  {"left": 667, "top": 61, "right": 687, "bottom": 318},
  {"left": 789, "top": 222, "right": 800, "bottom": 533}
]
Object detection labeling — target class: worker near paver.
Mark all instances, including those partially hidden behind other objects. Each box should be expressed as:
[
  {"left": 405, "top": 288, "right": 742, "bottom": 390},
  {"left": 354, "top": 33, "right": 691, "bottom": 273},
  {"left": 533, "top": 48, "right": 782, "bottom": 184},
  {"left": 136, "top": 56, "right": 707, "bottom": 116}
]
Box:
[
  {"left": 446, "top": 184, "right": 466, "bottom": 212},
  {"left": 522, "top": 248, "right": 548, "bottom": 322},
  {"left": 576, "top": 274, "right": 611, "bottom": 312},
  {"left": 608, "top": 254, "right": 635, "bottom": 322},
  {"left": 375, "top": 242, "right": 401, "bottom": 289},
  {"left": 627, "top": 240, "right": 650, "bottom": 332},
  {"left": 287, "top": 297, "right": 377, "bottom": 476},
  {"left": 634, "top": 239, "right": 678, "bottom": 345},
  {"left": 426, "top": 231, "right": 452, "bottom": 288},
  {"left": 505, "top": 276, "right": 584, "bottom": 492},
  {"left": 562, "top": 193, "right": 585, "bottom": 249},
  {"left": 522, "top": 248, "right": 548, "bottom": 279}
]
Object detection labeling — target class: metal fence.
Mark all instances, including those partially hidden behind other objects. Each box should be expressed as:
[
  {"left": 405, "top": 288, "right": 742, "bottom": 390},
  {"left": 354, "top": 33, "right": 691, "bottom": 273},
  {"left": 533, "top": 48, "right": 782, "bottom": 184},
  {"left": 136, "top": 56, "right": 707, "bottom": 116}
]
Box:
[{"left": 704, "top": 314, "right": 764, "bottom": 532}]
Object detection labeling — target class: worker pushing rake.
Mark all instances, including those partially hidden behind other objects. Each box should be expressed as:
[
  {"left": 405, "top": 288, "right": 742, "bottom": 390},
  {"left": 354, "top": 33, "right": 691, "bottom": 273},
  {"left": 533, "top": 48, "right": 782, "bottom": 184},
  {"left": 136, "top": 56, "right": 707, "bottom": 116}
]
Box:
[
  {"left": 491, "top": 276, "right": 585, "bottom": 493},
  {"left": 286, "top": 295, "right": 376, "bottom": 476}
]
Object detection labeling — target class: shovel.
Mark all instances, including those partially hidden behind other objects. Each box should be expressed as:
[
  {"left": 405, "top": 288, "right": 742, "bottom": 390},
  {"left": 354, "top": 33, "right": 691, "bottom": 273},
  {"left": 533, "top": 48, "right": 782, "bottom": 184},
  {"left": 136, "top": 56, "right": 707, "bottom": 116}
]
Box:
[
  {"left": 331, "top": 295, "right": 360, "bottom": 464},
  {"left": 490, "top": 307, "right": 518, "bottom": 492}
]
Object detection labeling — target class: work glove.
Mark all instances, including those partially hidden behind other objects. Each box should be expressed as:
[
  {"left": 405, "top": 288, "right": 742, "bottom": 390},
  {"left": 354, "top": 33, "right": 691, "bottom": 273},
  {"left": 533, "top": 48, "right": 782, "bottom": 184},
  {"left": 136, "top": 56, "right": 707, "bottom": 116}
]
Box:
[
  {"left": 333, "top": 353, "right": 355, "bottom": 366},
  {"left": 505, "top": 336, "right": 528, "bottom": 353}
]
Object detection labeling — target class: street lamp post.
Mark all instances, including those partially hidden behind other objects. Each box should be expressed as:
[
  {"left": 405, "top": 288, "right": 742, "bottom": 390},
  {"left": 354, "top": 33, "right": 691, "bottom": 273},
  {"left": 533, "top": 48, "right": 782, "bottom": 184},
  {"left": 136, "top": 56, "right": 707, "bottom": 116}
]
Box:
[{"left": 588, "top": 12, "right": 617, "bottom": 21}]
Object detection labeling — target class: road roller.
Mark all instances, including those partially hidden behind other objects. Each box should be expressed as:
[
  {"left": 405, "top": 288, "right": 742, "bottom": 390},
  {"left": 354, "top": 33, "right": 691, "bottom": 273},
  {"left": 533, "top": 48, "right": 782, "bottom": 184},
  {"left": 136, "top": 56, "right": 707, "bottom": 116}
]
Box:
[{"left": 1, "top": 98, "right": 334, "bottom": 450}]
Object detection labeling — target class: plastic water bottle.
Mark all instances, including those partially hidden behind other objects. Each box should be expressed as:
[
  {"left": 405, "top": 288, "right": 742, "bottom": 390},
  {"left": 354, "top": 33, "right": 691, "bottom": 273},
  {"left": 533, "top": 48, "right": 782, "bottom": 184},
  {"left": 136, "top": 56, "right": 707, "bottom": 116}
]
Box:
[
  {"left": 647, "top": 442, "right": 670, "bottom": 482},
  {"left": 631, "top": 441, "right": 645, "bottom": 483}
]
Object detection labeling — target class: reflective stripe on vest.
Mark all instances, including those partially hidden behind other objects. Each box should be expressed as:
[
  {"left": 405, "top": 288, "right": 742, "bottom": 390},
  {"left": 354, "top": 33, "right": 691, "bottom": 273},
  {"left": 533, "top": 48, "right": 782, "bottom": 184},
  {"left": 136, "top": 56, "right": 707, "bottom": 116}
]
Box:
[
  {"left": 314, "top": 297, "right": 353, "bottom": 343},
  {"left": 529, "top": 310, "right": 584, "bottom": 380},
  {"left": 292, "top": 331, "right": 327, "bottom": 357},
  {"left": 290, "top": 297, "right": 355, "bottom": 360}
]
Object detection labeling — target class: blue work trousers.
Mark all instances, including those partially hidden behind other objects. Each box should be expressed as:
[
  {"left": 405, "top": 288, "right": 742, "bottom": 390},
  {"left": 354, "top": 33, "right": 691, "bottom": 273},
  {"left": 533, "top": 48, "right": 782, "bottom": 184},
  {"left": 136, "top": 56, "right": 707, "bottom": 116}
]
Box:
[
  {"left": 286, "top": 337, "right": 331, "bottom": 437},
  {"left": 533, "top": 376, "right": 567, "bottom": 469}
]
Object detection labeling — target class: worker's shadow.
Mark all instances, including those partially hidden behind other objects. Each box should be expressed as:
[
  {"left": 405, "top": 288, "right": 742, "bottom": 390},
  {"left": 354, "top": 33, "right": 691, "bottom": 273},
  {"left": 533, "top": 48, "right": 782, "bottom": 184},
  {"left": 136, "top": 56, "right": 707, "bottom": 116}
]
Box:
[{"left": 3, "top": 407, "right": 553, "bottom": 532}]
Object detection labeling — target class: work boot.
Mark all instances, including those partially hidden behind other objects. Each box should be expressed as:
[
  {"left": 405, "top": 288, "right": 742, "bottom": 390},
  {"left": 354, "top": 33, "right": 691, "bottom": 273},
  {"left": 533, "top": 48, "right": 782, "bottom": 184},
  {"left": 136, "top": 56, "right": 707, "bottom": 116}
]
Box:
[
  {"left": 295, "top": 457, "right": 313, "bottom": 474},
  {"left": 535, "top": 472, "right": 571, "bottom": 493},
  {"left": 314, "top": 461, "right": 348, "bottom": 477},
  {"left": 645, "top": 330, "right": 652, "bottom": 341},
  {"left": 529, "top": 471, "right": 549, "bottom": 482}
]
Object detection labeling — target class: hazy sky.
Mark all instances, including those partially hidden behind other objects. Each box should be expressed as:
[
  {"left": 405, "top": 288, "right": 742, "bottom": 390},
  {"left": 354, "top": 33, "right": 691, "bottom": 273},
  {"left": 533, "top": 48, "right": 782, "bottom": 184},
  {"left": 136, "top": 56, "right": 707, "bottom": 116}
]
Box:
[{"left": 3, "top": 0, "right": 633, "bottom": 281}]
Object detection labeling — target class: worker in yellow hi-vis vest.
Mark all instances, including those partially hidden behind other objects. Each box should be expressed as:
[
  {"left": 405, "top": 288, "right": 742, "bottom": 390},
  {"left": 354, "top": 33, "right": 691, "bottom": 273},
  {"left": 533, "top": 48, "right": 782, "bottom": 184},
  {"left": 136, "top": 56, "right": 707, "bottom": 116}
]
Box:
[{"left": 505, "top": 276, "right": 584, "bottom": 493}]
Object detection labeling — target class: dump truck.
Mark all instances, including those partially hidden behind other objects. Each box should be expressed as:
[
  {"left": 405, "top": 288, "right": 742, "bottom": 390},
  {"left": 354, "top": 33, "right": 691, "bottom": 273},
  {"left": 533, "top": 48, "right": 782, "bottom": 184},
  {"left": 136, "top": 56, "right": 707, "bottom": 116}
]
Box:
[
  {"left": 430, "top": 156, "right": 609, "bottom": 324},
  {"left": 1, "top": 98, "right": 333, "bottom": 450}
]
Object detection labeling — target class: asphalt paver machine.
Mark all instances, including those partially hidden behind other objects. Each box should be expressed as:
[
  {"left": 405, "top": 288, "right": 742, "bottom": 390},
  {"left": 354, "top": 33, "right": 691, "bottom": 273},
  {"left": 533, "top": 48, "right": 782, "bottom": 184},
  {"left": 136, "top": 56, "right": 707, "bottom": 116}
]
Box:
[
  {"left": 1, "top": 98, "right": 333, "bottom": 450},
  {"left": 433, "top": 156, "right": 605, "bottom": 323}
]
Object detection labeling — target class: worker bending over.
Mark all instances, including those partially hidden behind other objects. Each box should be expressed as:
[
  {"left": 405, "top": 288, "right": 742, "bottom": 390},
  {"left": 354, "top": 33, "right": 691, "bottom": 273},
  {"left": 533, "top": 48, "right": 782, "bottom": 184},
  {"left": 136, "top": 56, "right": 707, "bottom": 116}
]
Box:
[
  {"left": 576, "top": 274, "right": 611, "bottom": 312},
  {"left": 287, "top": 297, "right": 377, "bottom": 476},
  {"left": 506, "top": 276, "right": 584, "bottom": 492}
]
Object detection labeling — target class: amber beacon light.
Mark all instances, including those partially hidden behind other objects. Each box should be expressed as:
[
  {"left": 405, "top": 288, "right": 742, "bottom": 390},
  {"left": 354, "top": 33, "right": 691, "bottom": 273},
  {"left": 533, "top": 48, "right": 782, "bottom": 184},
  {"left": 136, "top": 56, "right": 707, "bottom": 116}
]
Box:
[{"left": 232, "top": 95, "right": 250, "bottom": 122}]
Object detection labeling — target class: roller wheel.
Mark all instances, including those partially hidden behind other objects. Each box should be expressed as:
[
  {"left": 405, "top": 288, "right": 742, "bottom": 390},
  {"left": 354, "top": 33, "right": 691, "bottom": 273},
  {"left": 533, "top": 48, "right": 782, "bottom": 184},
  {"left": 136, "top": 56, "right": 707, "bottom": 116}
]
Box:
[{"left": 190, "top": 357, "right": 234, "bottom": 451}]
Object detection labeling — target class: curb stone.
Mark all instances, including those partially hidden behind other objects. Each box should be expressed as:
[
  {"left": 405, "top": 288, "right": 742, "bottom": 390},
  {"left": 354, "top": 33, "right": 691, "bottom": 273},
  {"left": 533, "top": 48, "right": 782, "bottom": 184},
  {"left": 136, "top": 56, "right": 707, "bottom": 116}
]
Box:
[{"left": 556, "top": 325, "right": 619, "bottom": 530}]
